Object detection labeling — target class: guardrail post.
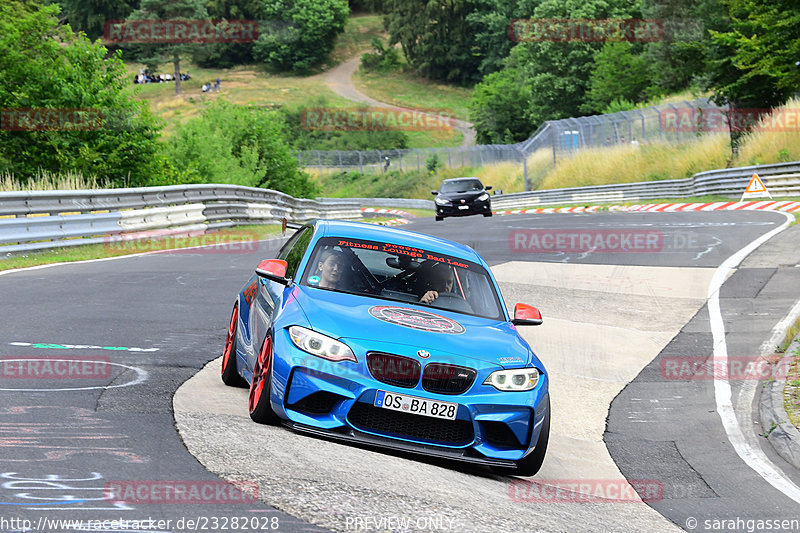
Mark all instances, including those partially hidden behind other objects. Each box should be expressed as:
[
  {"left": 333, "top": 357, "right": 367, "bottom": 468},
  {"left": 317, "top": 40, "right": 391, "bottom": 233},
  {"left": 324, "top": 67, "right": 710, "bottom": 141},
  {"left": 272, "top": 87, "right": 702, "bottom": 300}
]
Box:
[
  {"left": 667, "top": 103, "right": 680, "bottom": 143},
  {"left": 358, "top": 151, "right": 363, "bottom": 174},
  {"left": 521, "top": 149, "right": 529, "bottom": 191}
]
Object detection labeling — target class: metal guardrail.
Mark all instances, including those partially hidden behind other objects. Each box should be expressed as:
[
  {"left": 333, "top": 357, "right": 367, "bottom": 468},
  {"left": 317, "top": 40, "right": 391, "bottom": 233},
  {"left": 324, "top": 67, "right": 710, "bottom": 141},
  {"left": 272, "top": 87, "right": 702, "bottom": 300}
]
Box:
[
  {"left": 490, "top": 161, "right": 800, "bottom": 210},
  {"left": 0, "top": 185, "right": 371, "bottom": 254},
  {"left": 1, "top": 160, "right": 798, "bottom": 255}
]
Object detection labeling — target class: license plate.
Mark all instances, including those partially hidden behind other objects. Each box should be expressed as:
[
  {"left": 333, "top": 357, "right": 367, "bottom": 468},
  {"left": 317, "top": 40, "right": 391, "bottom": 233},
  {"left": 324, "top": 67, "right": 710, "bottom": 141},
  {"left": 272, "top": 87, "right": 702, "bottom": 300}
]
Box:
[
  {"left": 374, "top": 390, "right": 457, "bottom": 420},
  {"left": 458, "top": 205, "right": 469, "bottom": 210}
]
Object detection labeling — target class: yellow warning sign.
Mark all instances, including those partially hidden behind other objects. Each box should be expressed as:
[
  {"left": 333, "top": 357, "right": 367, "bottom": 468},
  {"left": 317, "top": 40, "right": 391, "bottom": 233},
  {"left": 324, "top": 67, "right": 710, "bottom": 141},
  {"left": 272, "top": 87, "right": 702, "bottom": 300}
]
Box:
[{"left": 741, "top": 173, "right": 772, "bottom": 201}]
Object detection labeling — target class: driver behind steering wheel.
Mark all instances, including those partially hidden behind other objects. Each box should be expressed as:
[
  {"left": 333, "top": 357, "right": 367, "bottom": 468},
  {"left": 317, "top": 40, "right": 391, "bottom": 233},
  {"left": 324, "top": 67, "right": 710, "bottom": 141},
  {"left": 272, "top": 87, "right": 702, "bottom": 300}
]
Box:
[{"left": 419, "top": 264, "right": 454, "bottom": 304}]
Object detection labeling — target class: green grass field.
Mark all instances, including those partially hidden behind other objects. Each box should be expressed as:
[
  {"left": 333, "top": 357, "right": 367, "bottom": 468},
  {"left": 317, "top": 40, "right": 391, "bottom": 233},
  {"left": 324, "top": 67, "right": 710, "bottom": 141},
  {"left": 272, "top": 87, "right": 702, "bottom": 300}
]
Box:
[{"left": 353, "top": 68, "right": 473, "bottom": 122}]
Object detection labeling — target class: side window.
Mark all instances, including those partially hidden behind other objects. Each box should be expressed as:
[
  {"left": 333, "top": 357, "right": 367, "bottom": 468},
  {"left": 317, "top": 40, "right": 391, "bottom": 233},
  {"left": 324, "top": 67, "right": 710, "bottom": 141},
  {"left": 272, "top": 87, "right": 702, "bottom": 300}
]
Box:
[{"left": 281, "top": 228, "right": 312, "bottom": 280}]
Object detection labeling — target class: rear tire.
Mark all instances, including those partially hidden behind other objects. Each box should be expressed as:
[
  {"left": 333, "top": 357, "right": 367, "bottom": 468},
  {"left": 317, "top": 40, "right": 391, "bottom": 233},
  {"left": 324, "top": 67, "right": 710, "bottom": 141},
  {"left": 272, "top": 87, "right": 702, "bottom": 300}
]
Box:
[
  {"left": 492, "top": 398, "right": 550, "bottom": 477},
  {"left": 221, "top": 305, "right": 247, "bottom": 387},
  {"left": 248, "top": 333, "right": 281, "bottom": 424}
]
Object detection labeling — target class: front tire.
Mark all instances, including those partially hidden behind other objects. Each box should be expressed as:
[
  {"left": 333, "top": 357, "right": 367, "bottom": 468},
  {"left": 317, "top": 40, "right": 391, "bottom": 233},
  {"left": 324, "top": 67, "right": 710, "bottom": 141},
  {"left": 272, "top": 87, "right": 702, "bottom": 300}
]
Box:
[
  {"left": 221, "top": 305, "right": 247, "bottom": 387},
  {"left": 435, "top": 216, "right": 444, "bottom": 221},
  {"left": 248, "top": 333, "right": 281, "bottom": 424}
]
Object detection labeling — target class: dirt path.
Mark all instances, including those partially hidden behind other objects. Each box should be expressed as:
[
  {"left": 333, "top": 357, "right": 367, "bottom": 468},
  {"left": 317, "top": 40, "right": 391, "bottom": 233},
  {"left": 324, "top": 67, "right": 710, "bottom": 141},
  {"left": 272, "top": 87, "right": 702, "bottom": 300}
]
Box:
[{"left": 324, "top": 52, "right": 476, "bottom": 147}]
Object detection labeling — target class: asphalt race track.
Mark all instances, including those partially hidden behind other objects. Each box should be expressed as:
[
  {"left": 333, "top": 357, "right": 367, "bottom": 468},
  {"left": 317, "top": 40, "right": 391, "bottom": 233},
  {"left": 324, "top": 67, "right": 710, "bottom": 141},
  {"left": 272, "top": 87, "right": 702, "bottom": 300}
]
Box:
[{"left": 1, "top": 210, "right": 799, "bottom": 533}]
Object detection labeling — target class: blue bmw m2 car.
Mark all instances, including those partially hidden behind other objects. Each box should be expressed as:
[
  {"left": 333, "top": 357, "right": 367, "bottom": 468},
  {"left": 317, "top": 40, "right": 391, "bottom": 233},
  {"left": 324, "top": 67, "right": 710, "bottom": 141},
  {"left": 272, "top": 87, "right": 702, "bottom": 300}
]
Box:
[{"left": 220, "top": 220, "right": 549, "bottom": 476}]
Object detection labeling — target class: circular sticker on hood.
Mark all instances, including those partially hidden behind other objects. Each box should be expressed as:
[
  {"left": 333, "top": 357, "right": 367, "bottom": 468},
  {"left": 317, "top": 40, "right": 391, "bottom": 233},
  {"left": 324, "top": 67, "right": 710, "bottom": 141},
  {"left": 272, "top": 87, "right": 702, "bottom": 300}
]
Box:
[{"left": 368, "top": 306, "right": 465, "bottom": 335}]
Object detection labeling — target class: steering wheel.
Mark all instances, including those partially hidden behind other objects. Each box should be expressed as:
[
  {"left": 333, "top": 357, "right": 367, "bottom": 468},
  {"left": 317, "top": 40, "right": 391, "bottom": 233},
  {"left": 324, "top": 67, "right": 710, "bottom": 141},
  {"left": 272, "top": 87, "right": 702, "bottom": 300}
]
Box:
[{"left": 429, "top": 292, "right": 473, "bottom": 314}]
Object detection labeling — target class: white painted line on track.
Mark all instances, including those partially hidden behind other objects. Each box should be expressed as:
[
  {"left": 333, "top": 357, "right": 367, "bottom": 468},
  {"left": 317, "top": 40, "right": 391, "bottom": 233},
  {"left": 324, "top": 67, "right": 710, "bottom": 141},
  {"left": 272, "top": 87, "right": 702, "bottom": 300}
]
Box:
[
  {"left": 0, "top": 359, "right": 148, "bottom": 392},
  {"left": 708, "top": 211, "right": 800, "bottom": 504}
]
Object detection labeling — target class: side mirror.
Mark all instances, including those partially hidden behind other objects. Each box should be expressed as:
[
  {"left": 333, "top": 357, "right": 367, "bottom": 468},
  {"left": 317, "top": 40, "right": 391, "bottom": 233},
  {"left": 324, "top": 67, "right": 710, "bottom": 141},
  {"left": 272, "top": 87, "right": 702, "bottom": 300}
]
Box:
[
  {"left": 511, "top": 303, "right": 542, "bottom": 326},
  {"left": 485, "top": 185, "right": 492, "bottom": 190},
  {"left": 431, "top": 190, "right": 439, "bottom": 195},
  {"left": 255, "top": 259, "right": 290, "bottom": 285}
]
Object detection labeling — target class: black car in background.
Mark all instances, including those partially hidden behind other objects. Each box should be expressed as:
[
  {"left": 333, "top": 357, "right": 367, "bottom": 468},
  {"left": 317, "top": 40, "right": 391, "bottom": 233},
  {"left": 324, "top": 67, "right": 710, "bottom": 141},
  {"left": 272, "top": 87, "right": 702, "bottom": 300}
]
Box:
[{"left": 432, "top": 177, "right": 493, "bottom": 221}]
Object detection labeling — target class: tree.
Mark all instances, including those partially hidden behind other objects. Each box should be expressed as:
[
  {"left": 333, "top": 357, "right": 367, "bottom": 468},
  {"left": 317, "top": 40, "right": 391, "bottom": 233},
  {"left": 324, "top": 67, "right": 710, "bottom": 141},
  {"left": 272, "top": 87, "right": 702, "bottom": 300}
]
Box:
[
  {"left": 166, "top": 100, "right": 316, "bottom": 197},
  {"left": 0, "top": 1, "right": 163, "bottom": 187},
  {"left": 122, "top": 0, "right": 209, "bottom": 95},
  {"left": 467, "top": 0, "right": 641, "bottom": 141},
  {"left": 60, "top": 0, "right": 140, "bottom": 41},
  {"left": 469, "top": 67, "right": 533, "bottom": 144},
  {"left": 711, "top": 0, "right": 800, "bottom": 96},
  {"left": 253, "top": 0, "right": 348, "bottom": 72},
  {"left": 641, "top": 0, "right": 728, "bottom": 98},
  {"left": 583, "top": 42, "right": 650, "bottom": 114},
  {"left": 192, "top": 0, "right": 262, "bottom": 67},
  {"left": 706, "top": 0, "right": 799, "bottom": 153},
  {"left": 380, "top": 0, "right": 484, "bottom": 84}
]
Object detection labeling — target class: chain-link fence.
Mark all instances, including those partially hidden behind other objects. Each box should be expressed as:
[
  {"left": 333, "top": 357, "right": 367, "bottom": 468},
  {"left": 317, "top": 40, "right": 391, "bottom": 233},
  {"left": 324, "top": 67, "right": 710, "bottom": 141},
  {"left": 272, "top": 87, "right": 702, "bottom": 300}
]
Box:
[{"left": 297, "top": 99, "right": 725, "bottom": 190}]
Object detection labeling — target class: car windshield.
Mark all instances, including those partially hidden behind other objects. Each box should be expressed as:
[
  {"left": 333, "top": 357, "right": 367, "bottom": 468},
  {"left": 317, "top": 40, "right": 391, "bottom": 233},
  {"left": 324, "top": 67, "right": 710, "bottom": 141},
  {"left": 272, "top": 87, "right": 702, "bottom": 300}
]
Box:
[
  {"left": 301, "top": 236, "right": 505, "bottom": 320},
  {"left": 439, "top": 179, "right": 483, "bottom": 193}
]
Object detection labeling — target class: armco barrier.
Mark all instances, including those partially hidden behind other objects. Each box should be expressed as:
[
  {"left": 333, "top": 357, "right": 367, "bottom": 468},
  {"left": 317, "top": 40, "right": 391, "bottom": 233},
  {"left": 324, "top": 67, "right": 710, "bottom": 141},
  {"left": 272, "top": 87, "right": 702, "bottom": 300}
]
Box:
[
  {"left": 1, "top": 161, "right": 799, "bottom": 255},
  {"left": 490, "top": 161, "right": 800, "bottom": 210},
  {"left": 0, "top": 184, "right": 366, "bottom": 254}
]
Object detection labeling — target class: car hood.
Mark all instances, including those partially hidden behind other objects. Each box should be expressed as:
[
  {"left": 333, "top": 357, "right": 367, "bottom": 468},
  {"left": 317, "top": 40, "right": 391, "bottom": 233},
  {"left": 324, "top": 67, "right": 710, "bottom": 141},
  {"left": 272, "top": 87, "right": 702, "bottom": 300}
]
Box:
[
  {"left": 439, "top": 190, "right": 486, "bottom": 202},
  {"left": 292, "top": 285, "right": 533, "bottom": 368}
]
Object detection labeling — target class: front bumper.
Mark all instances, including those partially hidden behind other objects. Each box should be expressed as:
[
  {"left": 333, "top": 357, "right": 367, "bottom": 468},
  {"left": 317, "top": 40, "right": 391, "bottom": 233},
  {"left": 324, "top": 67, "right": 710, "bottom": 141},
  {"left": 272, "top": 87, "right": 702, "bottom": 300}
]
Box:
[
  {"left": 269, "top": 331, "right": 549, "bottom": 464},
  {"left": 435, "top": 199, "right": 491, "bottom": 218}
]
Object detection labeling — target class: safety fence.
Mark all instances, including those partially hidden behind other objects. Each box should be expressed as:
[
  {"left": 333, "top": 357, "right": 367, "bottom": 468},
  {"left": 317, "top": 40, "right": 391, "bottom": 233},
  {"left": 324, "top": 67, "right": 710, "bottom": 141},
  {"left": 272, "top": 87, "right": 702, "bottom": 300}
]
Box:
[{"left": 298, "top": 99, "right": 724, "bottom": 190}]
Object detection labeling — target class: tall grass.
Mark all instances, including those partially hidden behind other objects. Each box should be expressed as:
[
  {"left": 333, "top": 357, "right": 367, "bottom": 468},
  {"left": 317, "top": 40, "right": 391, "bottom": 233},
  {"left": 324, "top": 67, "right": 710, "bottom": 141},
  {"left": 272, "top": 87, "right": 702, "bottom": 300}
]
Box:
[
  {"left": 537, "top": 134, "right": 730, "bottom": 190},
  {"left": 0, "top": 170, "right": 110, "bottom": 192},
  {"left": 732, "top": 97, "right": 800, "bottom": 166}
]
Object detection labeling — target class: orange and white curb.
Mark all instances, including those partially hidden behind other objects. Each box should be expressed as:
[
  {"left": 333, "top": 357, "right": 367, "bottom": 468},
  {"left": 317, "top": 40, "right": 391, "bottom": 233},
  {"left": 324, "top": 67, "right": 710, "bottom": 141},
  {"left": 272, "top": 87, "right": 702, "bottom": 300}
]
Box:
[
  {"left": 360, "top": 207, "right": 412, "bottom": 226},
  {"left": 494, "top": 200, "right": 800, "bottom": 215}
]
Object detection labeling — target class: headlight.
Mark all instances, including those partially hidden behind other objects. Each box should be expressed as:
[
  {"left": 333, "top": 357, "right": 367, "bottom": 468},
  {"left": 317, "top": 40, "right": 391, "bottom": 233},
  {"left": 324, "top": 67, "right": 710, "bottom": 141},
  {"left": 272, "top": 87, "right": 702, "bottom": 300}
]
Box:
[
  {"left": 483, "top": 368, "right": 539, "bottom": 391},
  {"left": 288, "top": 326, "right": 356, "bottom": 362},
  {"left": 478, "top": 193, "right": 490, "bottom": 201},
  {"left": 435, "top": 197, "right": 452, "bottom": 206}
]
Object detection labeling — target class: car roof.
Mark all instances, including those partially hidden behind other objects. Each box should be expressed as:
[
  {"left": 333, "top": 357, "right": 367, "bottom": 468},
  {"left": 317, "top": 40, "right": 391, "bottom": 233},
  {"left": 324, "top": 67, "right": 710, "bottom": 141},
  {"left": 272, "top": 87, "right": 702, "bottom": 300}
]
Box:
[
  {"left": 313, "top": 219, "right": 482, "bottom": 263},
  {"left": 442, "top": 177, "right": 481, "bottom": 183}
]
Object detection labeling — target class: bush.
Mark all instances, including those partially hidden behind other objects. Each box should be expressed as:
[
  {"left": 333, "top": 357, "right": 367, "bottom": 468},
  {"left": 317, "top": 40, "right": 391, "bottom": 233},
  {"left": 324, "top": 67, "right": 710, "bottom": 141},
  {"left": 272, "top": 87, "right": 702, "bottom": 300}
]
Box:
[
  {"left": 253, "top": 0, "right": 349, "bottom": 72},
  {"left": 360, "top": 37, "right": 401, "bottom": 72},
  {"left": 425, "top": 154, "right": 442, "bottom": 174},
  {"left": 0, "top": 2, "right": 163, "bottom": 188},
  {"left": 165, "top": 100, "right": 316, "bottom": 198}
]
